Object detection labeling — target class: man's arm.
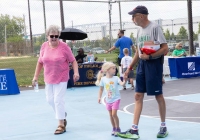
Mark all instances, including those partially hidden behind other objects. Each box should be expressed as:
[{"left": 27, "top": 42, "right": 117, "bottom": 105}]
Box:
[{"left": 105, "top": 46, "right": 116, "bottom": 53}]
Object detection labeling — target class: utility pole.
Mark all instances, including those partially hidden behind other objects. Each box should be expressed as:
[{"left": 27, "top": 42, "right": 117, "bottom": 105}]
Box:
[
  {"left": 27, "top": 0, "right": 33, "bottom": 54},
  {"left": 118, "top": 1, "right": 122, "bottom": 30},
  {"left": 23, "top": 14, "right": 27, "bottom": 55},
  {"left": 108, "top": 0, "right": 112, "bottom": 49},
  {"left": 59, "top": 0, "right": 65, "bottom": 42},
  {"left": 187, "top": 0, "right": 194, "bottom": 56},
  {"left": 4, "top": 25, "right": 7, "bottom": 56},
  {"left": 42, "top": 0, "right": 47, "bottom": 41}
]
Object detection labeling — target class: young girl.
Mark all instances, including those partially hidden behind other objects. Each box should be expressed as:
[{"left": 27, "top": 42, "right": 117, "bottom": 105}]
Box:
[{"left": 95, "top": 62, "right": 127, "bottom": 136}]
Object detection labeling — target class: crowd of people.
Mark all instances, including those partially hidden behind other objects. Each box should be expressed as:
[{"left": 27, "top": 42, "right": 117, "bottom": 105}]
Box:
[{"left": 32, "top": 5, "right": 169, "bottom": 139}]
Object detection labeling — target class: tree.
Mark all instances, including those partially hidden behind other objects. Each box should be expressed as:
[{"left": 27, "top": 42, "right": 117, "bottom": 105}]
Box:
[
  {"left": 164, "top": 29, "right": 170, "bottom": 41},
  {"left": 33, "top": 33, "right": 46, "bottom": 52},
  {"left": 130, "top": 32, "right": 135, "bottom": 42},
  {"left": 177, "top": 26, "right": 188, "bottom": 40},
  {"left": 198, "top": 23, "right": 200, "bottom": 34},
  {"left": 193, "top": 31, "right": 198, "bottom": 41},
  {"left": 171, "top": 32, "right": 175, "bottom": 40},
  {"left": 0, "top": 14, "right": 24, "bottom": 43}
]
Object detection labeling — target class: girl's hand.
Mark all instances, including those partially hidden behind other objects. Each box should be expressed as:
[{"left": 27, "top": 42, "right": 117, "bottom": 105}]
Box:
[
  {"left": 124, "top": 69, "right": 130, "bottom": 79},
  {"left": 98, "top": 98, "right": 101, "bottom": 104},
  {"left": 123, "top": 75, "right": 128, "bottom": 81}
]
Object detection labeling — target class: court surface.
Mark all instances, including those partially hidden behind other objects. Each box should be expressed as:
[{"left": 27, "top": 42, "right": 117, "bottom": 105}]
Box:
[{"left": 0, "top": 77, "right": 200, "bottom": 140}]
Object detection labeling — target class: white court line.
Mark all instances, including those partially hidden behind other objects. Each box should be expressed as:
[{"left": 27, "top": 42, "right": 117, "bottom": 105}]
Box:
[
  {"left": 165, "top": 93, "right": 200, "bottom": 104},
  {"left": 101, "top": 96, "right": 200, "bottom": 124},
  {"left": 165, "top": 98, "right": 200, "bottom": 104}
]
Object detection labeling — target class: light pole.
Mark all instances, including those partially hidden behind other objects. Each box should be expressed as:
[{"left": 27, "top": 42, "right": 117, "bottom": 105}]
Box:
[
  {"left": 27, "top": 0, "right": 33, "bottom": 54},
  {"left": 171, "top": 19, "right": 173, "bottom": 34},
  {"left": 4, "top": 25, "right": 7, "bottom": 56},
  {"left": 42, "top": 0, "right": 47, "bottom": 41},
  {"left": 108, "top": 0, "right": 112, "bottom": 49},
  {"left": 187, "top": 0, "right": 194, "bottom": 55},
  {"left": 118, "top": 1, "right": 122, "bottom": 30}
]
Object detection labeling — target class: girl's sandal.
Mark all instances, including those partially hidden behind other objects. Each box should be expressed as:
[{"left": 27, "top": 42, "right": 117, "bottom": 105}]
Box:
[{"left": 54, "top": 125, "right": 66, "bottom": 135}]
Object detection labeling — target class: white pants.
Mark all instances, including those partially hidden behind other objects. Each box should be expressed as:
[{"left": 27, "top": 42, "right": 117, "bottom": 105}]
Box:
[{"left": 45, "top": 82, "right": 67, "bottom": 120}]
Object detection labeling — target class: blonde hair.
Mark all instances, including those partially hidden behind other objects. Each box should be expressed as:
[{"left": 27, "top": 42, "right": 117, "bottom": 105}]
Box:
[
  {"left": 175, "top": 42, "right": 183, "bottom": 49},
  {"left": 123, "top": 48, "right": 129, "bottom": 54},
  {"left": 46, "top": 25, "right": 61, "bottom": 37},
  {"left": 95, "top": 62, "right": 116, "bottom": 86}
]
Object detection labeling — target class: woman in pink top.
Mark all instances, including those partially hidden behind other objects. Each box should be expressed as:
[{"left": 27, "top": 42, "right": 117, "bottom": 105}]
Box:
[{"left": 32, "top": 25, "right": 79, "bottom": 135}]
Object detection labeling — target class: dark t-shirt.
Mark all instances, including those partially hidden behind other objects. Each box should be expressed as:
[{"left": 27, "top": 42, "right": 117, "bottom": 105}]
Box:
[{"left": 75, "top": 54, "right": 87, "bottom": 63}]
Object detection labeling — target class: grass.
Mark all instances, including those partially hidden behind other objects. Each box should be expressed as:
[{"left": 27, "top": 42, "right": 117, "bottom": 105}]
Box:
[{"left": 0, "top": 53, "right": 118, "bottom": 87}]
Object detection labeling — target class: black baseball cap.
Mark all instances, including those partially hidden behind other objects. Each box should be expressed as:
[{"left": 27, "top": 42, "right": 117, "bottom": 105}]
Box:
[{"left": 128, "top": 5, "right": 149, "bottom": 15}]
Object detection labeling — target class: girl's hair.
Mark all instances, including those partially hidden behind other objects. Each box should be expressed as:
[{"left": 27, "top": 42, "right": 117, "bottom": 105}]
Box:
[
  {"left": 123, "top": 48, "right": 129, "bottom": 54},
  {"left": 175, "top": 42, "right": 183, "bottom": 49},
  {"left": 46, "top": 25, "right": 61, "bottom": 37},
  {"left": 95, "top": 62, "right": 116, "bottom": 86}
]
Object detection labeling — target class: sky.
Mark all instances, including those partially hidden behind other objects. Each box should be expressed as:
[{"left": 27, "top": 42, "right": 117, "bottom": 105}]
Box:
[{"left": 0, "top": 0, "right": 200, "bottom": 40}]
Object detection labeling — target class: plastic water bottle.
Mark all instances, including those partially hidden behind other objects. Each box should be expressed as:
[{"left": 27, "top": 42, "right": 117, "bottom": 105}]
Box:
[
  {"left": 104, "top": 58, "right": 106, "bottom": 62},
  {"left": 90, "top": 56, "right": 94, "bottom": 62},
  {"left": 83, "top": 57, "right": 86, "bottom": 63},
  {"left": 34, "top": 81, "right": 39, "bottom": 92}
]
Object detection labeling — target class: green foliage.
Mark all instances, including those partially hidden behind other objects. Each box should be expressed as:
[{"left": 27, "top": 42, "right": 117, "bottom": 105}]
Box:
[
  {"left": 164, "top": 28, "right": 170, "bottom": 40},
  {"left": 33, "top": 33, "right": 46, "bottom": 52},
  {"left": 193, "top": 31, "right": 198, "bottom": 41},
  {"left": 198, "top": 23, "right": 200, "bottom": 34},
  {"left": 130, "top": 32, "right": 135, "bottom": 42},
  {"left": 0, "top": 14, "right": 24, "bottom": 43},
  {"left": 177, "top": 26, "right": 188, "bottom": 40}
]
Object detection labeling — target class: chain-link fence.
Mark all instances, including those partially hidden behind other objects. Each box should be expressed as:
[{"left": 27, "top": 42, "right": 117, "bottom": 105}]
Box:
[{"left": 0, "top": 1, "right": 200, "bottom": 86}]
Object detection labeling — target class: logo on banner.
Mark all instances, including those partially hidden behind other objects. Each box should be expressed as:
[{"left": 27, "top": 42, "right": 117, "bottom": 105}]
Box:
[
  {"left": 0, "top": 75, "right": 7, "bottom": 90},
  {"left": 86, "top": 69, "right": 94, "bottom": 80},
  {"left": 188, "top": 62, "right": 195, "bottom": 71}
]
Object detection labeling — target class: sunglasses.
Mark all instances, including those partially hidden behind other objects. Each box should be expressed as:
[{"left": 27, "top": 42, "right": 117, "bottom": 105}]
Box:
[
  {"left": 179, "top": 46, "right": 182, "bottom": 47},
  {"left": 49, "top": 35, "right": 59, "bottom": 38}
]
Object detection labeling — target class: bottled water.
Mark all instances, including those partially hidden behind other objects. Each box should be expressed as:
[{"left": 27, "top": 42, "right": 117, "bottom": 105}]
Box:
[
  {"left": 90, "top": 56, "right": 94, "bottom": 62},
  {"left": 83, "top": 57, "right": 86, "bottom": 63},
  {"left": 104, "top": 58, "right": 106, "bottom": 62},
  {"left": 34, "top": 81, "right": 39, "bottom": 92}
]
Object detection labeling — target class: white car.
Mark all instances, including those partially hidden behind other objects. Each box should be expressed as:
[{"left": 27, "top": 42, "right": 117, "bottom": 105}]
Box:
[{"left": 92, "top": 48, "right": 105, "bottom": 54}]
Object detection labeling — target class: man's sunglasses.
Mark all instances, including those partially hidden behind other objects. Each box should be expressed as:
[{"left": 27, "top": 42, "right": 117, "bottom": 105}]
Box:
[{"left": 49, "top": 35, "right": 59, "bottom": 38}]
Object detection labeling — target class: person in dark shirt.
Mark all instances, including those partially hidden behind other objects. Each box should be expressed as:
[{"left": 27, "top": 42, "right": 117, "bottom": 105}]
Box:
[{"left": 75, "top": 48, "right": 87, "bottom": 63}]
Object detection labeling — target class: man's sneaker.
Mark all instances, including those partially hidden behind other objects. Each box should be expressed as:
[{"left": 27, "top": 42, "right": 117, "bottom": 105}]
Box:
[
  {"left": 111, "top": 128, "right": 116, "bottom": 136},
  {"left": 157, "top": 127, "right": 168, "bottom": 138},
  {"left": 117, "top": 129, "right": 140, "bottom": 139},
  {"left": 131, "top": 86, "right": 134, "bottom": 90},
  {"left": 114, "top": 128, "right": 121, "bottom": 137}
]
